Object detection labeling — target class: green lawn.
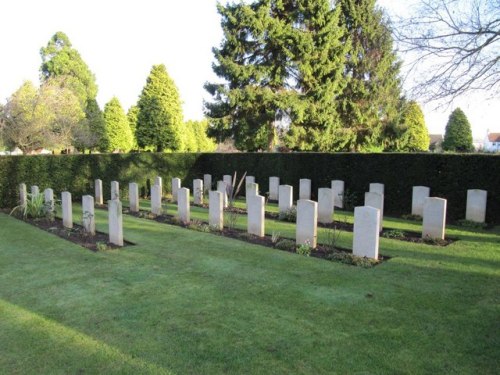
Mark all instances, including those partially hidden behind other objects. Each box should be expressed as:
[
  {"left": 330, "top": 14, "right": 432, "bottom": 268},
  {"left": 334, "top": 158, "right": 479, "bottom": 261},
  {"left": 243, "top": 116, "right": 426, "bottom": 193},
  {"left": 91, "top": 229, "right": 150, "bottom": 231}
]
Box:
[{"left": 0, "top": 201, "right": 499, "bottom": 374}]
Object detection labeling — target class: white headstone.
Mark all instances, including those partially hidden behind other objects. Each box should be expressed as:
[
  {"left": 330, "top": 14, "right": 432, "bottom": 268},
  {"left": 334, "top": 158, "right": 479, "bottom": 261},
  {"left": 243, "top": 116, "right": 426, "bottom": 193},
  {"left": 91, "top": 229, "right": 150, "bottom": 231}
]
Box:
[
  {"left": 177, "top": 187, "right": 190, "bottom": 223},
  {"left": 129, "top": 182, "right": 139, "bottom": 212},
  {"left": 296, "top": 199, "right": 318, "bottom": 248},
  {"left": 171, "top": 178, "right": 181, "bottom": 203},
  {"left": 151, "top": 184, "right": 163, "bottom": 215},
  {"left": 318, "top": 188, "right": 334, "bottom": 224},
  {"left": 331, "top": 180, "right": 344, "bottom": 209},
  {"left": 154, "top": 176, "right": 162, "bottom": 191},
  {"left": 108, "top": 199, "right": 123, "bottom": 246},
  {"left": 82, "top": 195, "right": 95, "bottom": 235},
  {"left": 299, "top": 179, "right": 311, "bottom": 200},
  {"left": 369, "top": 183, "right": 384, "bottom": 195},
  {"left": 269, "top": 177, "right": 280, "bottom": 201},
  {"left": 246, "top": 182, "right": 259, "bottom": 203},
  {"left": 193, "top": 179, "right": 204, "bottom": 205},
  {"left": 278, "top": 185, "right": 293, "bottom": 215},
  {"left": 217, "top": 181, "right": 228, "bottom": 208},
  {"left": 44, "top": 188, "right": 54, "bottom": 213},
  {"left": 209, "top": 190, "right": 223, "bottom": 230},
  {"left": 95, "top": 179, "right": 103, "bottom": 205},
  {"left": 19, "top": 183, "right": 27, "bottom": 207},
  {"left": 223, "top": 175, "right": 233, "bottom": 197},
  {"left": 412, "top": 186, "right": 430, "bottom": 216},
  {"left": 365, "top": 192, "right": 384, "bottom": 232},
  {"left": 466, "top": 189, "right": 487, "bottom": 223},
  {"left": 111, "top": 181, "right": 119, "bottom": 200},
  {"left": 61, "top": 191, "right": 73, "bottom": 229},
  {"left": 422, "top": 197, "right": 447, "bottom": 240},
  {"left": 203, "top": 174, "right": 212, "bottom": 195},
  {"left": 353, "top": 206, "right": 380, "bottom": 260},
  {"left": 247, "top": 194, "right": 265, "bottom": 237},
  {"left": 245, "top": 176, "right": 255, "bottom": 185},
  {"left": 31, "top": 185, "right": 39, "bottom": 197}
]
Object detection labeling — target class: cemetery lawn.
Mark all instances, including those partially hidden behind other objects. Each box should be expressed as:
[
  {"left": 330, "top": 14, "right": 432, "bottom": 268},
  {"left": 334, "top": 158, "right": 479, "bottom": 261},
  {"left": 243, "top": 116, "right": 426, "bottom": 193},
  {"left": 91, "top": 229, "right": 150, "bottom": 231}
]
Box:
[{"left": 0, "top": 208, "right": 499, "bottom": 374}]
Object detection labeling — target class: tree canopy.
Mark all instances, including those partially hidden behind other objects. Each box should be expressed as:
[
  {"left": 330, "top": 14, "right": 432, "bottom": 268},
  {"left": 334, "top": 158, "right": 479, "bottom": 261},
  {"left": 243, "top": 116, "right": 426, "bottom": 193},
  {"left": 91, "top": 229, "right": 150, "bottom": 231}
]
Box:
[
  {"left": 399, "top": 101, "right": 429, "bottom": 151},
  {"left": 103, "top": 97, "right": 134, "bottom": 152},
  {"left": 136, "top": 64, "right": 183, "bottom": 152},
  {"left": 442, "top": 107, "right": 474, "bottom": 152}
]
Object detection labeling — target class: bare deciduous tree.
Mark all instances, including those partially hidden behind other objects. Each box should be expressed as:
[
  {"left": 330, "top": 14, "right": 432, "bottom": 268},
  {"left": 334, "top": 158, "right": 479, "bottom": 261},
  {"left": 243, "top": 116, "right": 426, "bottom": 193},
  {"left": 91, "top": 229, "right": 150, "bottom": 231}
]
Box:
[{"left": 395, "top": 0, "right": 499, "bottom": 102}]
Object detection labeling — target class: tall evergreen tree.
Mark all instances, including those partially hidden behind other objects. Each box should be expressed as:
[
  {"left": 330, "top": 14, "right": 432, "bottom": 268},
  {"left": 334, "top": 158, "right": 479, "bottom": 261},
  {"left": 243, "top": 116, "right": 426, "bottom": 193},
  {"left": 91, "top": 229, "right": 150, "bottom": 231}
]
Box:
[
  {"left": 136, "top": 64, "right": 183, "bottom": 152},
  {"left": 103, "top": 97, "right": 133, "bottom": 152},
  {"left": 127, "top": 105, "right": 139, "bottom": 150},
  {"left": 442, "top": 108, "right": 474, "bottom": 152},
  {"left": 336, "top": 0, "right": 402, "bottom": 151},
  {"left": 399, "top": 101, "right": 429, "bottom": 151},
  {"left": 205, "top": 0, "right": 348, "bottom": 151}
]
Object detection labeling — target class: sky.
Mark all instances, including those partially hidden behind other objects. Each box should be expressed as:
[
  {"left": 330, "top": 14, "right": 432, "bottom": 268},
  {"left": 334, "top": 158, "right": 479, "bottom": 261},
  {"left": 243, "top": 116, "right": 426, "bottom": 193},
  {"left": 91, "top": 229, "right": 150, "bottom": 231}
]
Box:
[{"left": 0, "top": 0, "right": 498, "bottom": 140}]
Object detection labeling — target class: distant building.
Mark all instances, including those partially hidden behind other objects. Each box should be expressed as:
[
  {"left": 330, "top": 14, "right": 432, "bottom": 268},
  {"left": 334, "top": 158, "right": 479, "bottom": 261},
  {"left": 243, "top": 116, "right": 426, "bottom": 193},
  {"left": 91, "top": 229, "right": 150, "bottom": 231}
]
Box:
[
  {"left": 429, "top": 134, "right": 443, "bottom": 152},
  {"left": 484, "top": 130, "right": 500, "bottom": 152}
]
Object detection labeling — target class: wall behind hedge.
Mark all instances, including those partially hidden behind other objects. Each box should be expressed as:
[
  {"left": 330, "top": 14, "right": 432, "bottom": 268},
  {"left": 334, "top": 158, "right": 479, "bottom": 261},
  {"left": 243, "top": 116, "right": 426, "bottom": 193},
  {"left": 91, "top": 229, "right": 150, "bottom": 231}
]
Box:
[{"left": 1, "top": 152, "right": 499, "bottom": 223}]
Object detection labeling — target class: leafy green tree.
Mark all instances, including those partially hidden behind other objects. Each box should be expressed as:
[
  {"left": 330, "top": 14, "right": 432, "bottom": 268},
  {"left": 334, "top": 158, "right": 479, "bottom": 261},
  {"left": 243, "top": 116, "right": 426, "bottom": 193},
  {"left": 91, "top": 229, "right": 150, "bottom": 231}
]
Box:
[
  {"left": 136, "top": 64, "right": 183, "bottom": 152},
  {"left": 73, "top": 99, "right": 105, "bottom": 152},
  {"left": 127, "top": 105, "right": 139, "bottom": 150},
  {"left": 183, "top": 120, "right": 217, "bottom": 152},
  {"left": 103, "top": 97, "right": 134, "bottom": 152},
  {"left": 40, "top": 32, "right": 98, "bottom": 106},
  {"left": 442, "top": 108, "right": 474, "bottom": 152},
  {"left": 205, "top": 0, "right": 348, "bottom": 151},
  {"left": 399, "top": 101, "right": 429, "bottom": 151},
  {"left": 336, "top": 0, "right": 403, "bottom": 151}
]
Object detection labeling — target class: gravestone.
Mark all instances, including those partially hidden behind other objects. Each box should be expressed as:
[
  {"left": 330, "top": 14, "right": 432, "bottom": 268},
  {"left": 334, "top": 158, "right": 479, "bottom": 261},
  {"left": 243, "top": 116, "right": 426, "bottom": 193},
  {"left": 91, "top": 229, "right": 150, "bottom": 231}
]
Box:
[
  {"left": 246, "top": 182, "right": 259, "bottom": 203},
  {"left": 129, "top": 182, "right": 139, "bottom": 212},
  {"left": 151, "top": 184, "right": 163, "bottom": 215},
  {"left": 19, "top": 183, "right": 27, "bottom": 207},
  {"left": 412, "top": 186, "right": 430, "bottom": 216},
  {"left": 82, "top": 195, "right": 95, "bottom": 235},
  {"left": 223, "top": 175, "right": 233, "bottom": 197},
  {"left": 369, "top": 183, "right": 384, "bottom": 195},
  {"left": 193, "top": 179, "right": 204, "bottom": 205},
  {"left": 95, "top": 179, "right": 103, "bottom": 205},
  {"left": 44, "top": 188, "right": 54, "bottom": 213},
  {"left": 108, "top": 199, "right": 123, "bottom": 246},
  {"left": 203, "top": 174, "right": 212, "bottom": 195},
  {"left": 209, "top": 191, "right": 223, "bottom": 230},
  {"left": 299, "top": 179, "right": 311, "bottom": 200},
  {"left": 217, "top": 181, "right": 228, "bottom": 208},
  {"left": 247, "top": 194, "right": 265, "bottom": 237},
  {"left": 178, "top": 187, "right": 190, "bottom": 223},
  {"left": 31, "top": 185, "right": 40, "bottom": 197},
  {"left": 353, "top": 206, "right": 380, "bottom": 260},
  {"left": 245, "top": 176, "right": 255, "bottom": 185},
  {"left": 318, "top": 188, "right": 334, "bottom": 224},
  {"left": 466, "top": 189, "right": 487, "bottom": 223},
  {"left": 422, "top": 197, "right": 447, "bottom": 240},
  {"left": 365, "top": 192, "right": 384, "bottom": 232},
  {"left": 171, "top": 178, "right": 181, "bottom": 203},
  {"left": 269, "top": 177, "right": 280, "bottom": 201},
  {"left": 154, "top": 176, "right": 162, "bottom": 192},
  {"left": 296, "top": 199, "right": 318, "bottom": 248},
  {"left": 278, "top": 185, "right": 293, "bottom": 215},
  {"left": 111, "top": 181, "right": 119, "bottom": 200},
  {"left": 61, "top": 191, "right": 73, "bottom": 228},
  {"left": 331, "top": 180, "right": 344, "bottom": 208}
]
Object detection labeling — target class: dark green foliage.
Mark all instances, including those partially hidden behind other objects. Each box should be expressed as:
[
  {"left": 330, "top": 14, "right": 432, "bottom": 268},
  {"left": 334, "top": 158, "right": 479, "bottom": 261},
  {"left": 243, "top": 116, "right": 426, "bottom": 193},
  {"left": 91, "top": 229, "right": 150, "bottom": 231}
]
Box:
[
  {"left": 136, "top": 64, "right": 183, "bottom": 152},
  {"left": 102, "top": 98, "right": 134, "bottom": 152},
  {"left": 126, "top": 105, "right": 139, "bottom": 150},
  {"left": 274, "top": 239, "right": 296, "bottom": 251},
  {"left": 326, "top": 252, "right": 380, "bottom": 267},
  {"left": 0, "top": 153, "right": 499, "bottom": 223},
  {"left": 73, "top": 98, "right": 105, "bottom": 152},
  {"left": 442, "top": 108, "right": 474, "bottom": 152}
]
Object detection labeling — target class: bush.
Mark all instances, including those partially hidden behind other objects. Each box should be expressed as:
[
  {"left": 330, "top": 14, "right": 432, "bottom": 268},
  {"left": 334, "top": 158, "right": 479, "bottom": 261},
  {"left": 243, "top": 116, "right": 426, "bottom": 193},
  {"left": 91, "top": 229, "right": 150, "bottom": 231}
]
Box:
[
  {"left": 275, "top": 239, "right": 296, "bottom": 252},
  {"left": 327, "top": 252, "right": 380, "bottom": 268}
]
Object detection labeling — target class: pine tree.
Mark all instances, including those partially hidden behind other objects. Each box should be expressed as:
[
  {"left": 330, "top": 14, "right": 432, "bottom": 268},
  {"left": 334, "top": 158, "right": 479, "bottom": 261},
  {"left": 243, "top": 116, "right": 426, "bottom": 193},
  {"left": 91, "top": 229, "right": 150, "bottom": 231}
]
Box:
[
  {"left": 442, "top": 108, "right": 474, "bottom": 152},
  {"left": 136, "top": 64, "right": 183, "bottom": 152},
  {"left": 103, "top": 97, "right": 133, "bottom": 152},
  {"left": 336, "top": 0, "right": 403, "bottom": 151},
  {"left": 127, "top": 105, "right": 139, "bottom": 150},
  {"left": 205, "top": 0, "right": 348, "bottom": 151},
  {"left": 399, "top": 101, "right": 429, "bottom": 151}
]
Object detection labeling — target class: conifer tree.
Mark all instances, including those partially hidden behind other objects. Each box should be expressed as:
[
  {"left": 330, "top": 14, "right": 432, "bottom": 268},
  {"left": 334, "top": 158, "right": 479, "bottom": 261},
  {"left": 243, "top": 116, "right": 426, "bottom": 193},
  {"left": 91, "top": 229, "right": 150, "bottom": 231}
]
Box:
[
  {"left": 442, "top": 108, "right": 474, "bottom": 152},
  {"left": 127, "top": 105, "right": 139, "bottom": 150},
  {"left": 399, "top": 101, "right": 429, "bottom": 151},
  {"left": 336, "top": 0, "right": 402, "bottom": 151},
  {"left": 103, "top": 97, "right": 133, "bottom": 152},
  {"left": 136, "top": 64, "right": 183, "bottom": 152}
]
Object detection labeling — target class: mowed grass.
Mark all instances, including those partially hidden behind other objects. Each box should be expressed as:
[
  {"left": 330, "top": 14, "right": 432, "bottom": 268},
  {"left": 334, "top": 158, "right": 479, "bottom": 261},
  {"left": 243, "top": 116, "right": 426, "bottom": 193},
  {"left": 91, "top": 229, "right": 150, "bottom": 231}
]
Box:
[{"left": 0, "top": 199, "right": 499, "bottom": 374}]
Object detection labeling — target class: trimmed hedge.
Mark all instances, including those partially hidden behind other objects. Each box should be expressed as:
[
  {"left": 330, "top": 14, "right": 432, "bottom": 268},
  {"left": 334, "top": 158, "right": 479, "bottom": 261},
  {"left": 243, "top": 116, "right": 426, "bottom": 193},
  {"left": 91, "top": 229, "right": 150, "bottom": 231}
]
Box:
[{"left": 1, "top": 152, "right": 499, "bottom": 224}]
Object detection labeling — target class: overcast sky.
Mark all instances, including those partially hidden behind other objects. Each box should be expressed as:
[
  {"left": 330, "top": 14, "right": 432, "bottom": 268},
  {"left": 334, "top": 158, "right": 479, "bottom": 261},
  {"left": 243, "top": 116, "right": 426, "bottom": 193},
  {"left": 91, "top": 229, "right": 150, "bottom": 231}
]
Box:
[{"left": 1, "top": 0, "right": 498, "bottom": 140}]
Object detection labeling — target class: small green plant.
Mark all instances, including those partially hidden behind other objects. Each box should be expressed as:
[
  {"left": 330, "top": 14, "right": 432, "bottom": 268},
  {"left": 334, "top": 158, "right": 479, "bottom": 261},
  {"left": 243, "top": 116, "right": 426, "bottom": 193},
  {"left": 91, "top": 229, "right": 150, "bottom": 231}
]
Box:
[
  {"left": 278, "top": 206, "right": 297, "bottom": 222},
  {"left": 95, "top": 241, "right": 110, "bottom": 251},
  {"left": 382, "top": 229, "right": 406, "bottom": 239},
  {"left": 10, "top": 192, "right": 55, "bottom": 220},
  {"left": 275, "top": 239, "right": 295, "bottom": 251},
  {"left": 271, "top": 230, "right": 281, "bottom": 244},
  {"left": 188, "top": 220, "right": 210, "bottom": 232},
  {"left": 423, "top": 235, "right": 447, "bottom": 246},
  {"left": 401, "top": 214, "right": 423, "bottom": 222},
  {"left": 455, "top": 219, "right": 487, "bottom": 230},
  {"left": 296, "top": 241, "right": 312, "bottom": 257},
  {"left": 327, "top": 252, "right": 380, "bottom": 268}
]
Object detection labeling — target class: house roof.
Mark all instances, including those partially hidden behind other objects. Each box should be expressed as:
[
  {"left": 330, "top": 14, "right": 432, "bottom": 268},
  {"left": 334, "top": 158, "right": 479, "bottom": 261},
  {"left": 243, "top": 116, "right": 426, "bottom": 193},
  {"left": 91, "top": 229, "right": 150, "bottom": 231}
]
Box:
[
  {"left": 429, "top": 134, "right": 443, "bottom": 145},
  {"left": 488, "top": 133, "right": 500, "bottom": 142}
]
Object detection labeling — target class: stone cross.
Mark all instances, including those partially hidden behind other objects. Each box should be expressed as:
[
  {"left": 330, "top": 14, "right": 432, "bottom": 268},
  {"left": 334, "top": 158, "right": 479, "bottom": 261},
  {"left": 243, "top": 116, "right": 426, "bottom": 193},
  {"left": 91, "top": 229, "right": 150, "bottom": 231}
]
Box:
[
  {"left": 247, "top": 194, "right": 265, "bottom": 237},
  {"left": 193, "top": 179, "right": 204, "bottom": 205},
  {"left": 296, "top": 199, "right": 318, "bottom": 248},
  {"left": 269, "top": 177, "right": 280, "bottom": 201},
  {"left": 412, "top": 186, "right": 430, "bottom": 216},
  {"left": 318, "top": 188, "right": 334, "bottom": 224},
  {"left": 278, "top": 185, "right": 293, "bottom": 215},
  {"left": 82, "top": 195, "right": 95, "bottom": 235},
  {"left": 353, "top": 206, "right": 380, "bottom": 260},
  {"left": 209, "top": 190, "right": 223, "bottom": 230},
  {"left": 177, "top": 187, "right": 190, "bottom": 223},
  {"left": 331, "top": 180, "right": 344, "bottom": 209},
  {"left": 129, "top": 182, "right": 139, "bottom": 212},
  {"left": 108, "top": 199, "right": 123, "bottom": 246},
  {"left": 61, "top": 191, "right": 73, "bottom": 229},
  {"left": 422, "top": 197, "right": 447, "bottom": 240},
  {"left": 95, "top": 179, "right": 103, "bottom": 205},
  {"left": 299, "top": 179, "right": 311, "bottom": 200},
  {"left": 466, "top": 189, "right": 487, "bottom": 223}
]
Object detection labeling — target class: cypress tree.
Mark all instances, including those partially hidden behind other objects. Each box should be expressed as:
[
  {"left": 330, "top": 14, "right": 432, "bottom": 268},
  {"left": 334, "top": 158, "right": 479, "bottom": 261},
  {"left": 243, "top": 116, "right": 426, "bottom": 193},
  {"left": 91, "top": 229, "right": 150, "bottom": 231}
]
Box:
[
  {"left": 442, "top": 108, "right": 474, "bottom": 152},
  {"left": 103, "top": 97, "right": 133, "bottom": 152},
  {"left": 136, "top": 64, "right": 183, "bottom": 152},
  {"left": 127, "top": 105, "right": 139, "bottom": 150},
  {"left": 400, "top": 101, "right": 429, "bottom": 151}
]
